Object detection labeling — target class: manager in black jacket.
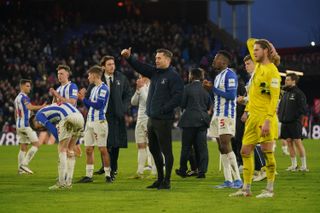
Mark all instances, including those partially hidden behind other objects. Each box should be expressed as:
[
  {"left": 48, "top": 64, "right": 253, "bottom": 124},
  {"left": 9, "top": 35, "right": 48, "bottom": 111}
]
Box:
[
  {"left": 121, "top": 47, "right": 184, "bottom": 189},
  {"left": 278, "top": 73, "right": 308, "bottom": 171},
  {"left": 176, "top": 68, "right": 211, "bottom": 178},
  {"left": 86, "top": 56, "right": 132, "bottom": 179}
]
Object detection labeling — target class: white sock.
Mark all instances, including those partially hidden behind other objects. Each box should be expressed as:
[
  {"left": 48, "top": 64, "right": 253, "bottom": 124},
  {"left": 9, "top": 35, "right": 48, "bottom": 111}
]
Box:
[
  {"left": 86, "top": 164, "right": 94, "bottom": 178},
  {"left": 221, "top": 154, "right": 233, "bottom": 182},
  {"left": 243, "top": 183, "right": 251, "bottom": 192},
  {"left": 66, "top": 155, "right": 76, "bottom": 185},
  {"left": 137, "top": 148, "right": 147, "bottom": 174},
  {"left": 23, "top": 146, "right": 38, "bottom": 165},
  {"left": 18, "top": 150, "right": 26, "bottom": 168},
  {"left": 282, "top": 145, "right": 288, "bottom": 153},
  {"left": 291, "top": 157, "right": 297, "bottom": 167},
  {"left": 104, "top": 167, "right": 111, "bottom": 177},
  {"left": 227, "top": 152, "right": 241, "bottom": 181},
  {"left": 267, "top": 181, "right": 274, "bottom": 192},
  {"left": 58, "top": 152, "right": 67, "bottom": 185},
  {"left": 146, "top": 146, "right": 152, "bottom": 166},
  {"left": 300, "top": 157, "right": 307, "bottom": 168}
]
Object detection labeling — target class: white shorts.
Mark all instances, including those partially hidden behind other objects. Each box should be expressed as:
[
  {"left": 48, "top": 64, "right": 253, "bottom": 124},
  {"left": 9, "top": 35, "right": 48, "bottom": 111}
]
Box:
[
  {"left": 17, "top": 127, "right": 38, "bottom": 144},
  {"left": 135, "top": 120, "right": 148, "bottom": 144},
  {"left": 84, "top": 120, "right": 108, "bottom": 147},
  {"left": 209, "top": 116, "right": 235, "bottom": 138},
  {"left": 57, "top": 113, "right": 84, "bottom": 142}
]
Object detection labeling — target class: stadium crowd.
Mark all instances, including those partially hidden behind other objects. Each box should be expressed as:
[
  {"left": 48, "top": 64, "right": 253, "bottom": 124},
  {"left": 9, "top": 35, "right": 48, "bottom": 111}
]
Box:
[
  {"left": 0, "top": 17, "right": 319, "bottom": 131},
  {"left": 0, "top": 17, "right": 222, "bottom": 131}
]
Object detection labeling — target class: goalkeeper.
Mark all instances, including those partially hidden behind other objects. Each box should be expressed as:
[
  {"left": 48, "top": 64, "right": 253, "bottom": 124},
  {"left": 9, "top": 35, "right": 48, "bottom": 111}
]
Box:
[{"left": 230, "top": 38, "right": 281, "bottom": 198}]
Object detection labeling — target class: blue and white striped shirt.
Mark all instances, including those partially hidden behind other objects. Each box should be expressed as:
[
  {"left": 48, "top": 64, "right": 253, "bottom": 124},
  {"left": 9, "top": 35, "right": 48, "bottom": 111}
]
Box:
[
  {"left": 36, "top": 102, "right": 80, "bottom": 126},
  {"left": 213, "top": 68, "right": 238, "bottom": 118},
  {"left": 86, "top": 83, "right": 109, "bottom": 122},
  {"left": 14, "top": 92, "right": 31, "bottom": 128},
  {"left": 56, "top": 81, "right": 78, "bottom": 106}
]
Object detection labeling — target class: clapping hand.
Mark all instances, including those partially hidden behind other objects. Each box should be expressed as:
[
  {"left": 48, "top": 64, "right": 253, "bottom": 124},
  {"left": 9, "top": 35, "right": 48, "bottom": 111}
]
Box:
[
  {"left": 136, "top": 78, "right": 144, "bottom": 91},
  {"left": 202, "top": 79, "right": 213, "bottom": 92},
  {"left": 78, "top": 88, "right": 86, "bottom": 101},
  {"left": 49, "top": 88, "right": 59, "bottom": 98}
]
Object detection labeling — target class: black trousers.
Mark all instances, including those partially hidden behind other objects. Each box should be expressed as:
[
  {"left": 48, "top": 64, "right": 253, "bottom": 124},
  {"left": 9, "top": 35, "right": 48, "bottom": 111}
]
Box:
[
  {"left": 179, "top": 127, "right": 208, "bottom": 174},
  {"left": 188, "top": 147, "right": 198, "bottom": 171},
  {"left": 147, "top": 118, "right": 173, "bottom": 181},
  {"left": 232, "top": 116, "right": 245, "bottom": 166},
  {"left": 108, "top": 147, "right": 120, "bottom": 173}
]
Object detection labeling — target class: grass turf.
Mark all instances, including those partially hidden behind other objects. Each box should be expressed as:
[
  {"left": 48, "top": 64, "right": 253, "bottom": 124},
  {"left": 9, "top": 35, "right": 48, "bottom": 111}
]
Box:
[{"left": 0, "top": 140, "right": 319, "bottom": 213}]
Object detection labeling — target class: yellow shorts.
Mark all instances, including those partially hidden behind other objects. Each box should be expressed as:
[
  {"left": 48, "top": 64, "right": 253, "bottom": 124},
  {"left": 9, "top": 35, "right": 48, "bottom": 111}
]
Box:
[{"left": 243, "top": 114, "right": 278, "bottom": 145}]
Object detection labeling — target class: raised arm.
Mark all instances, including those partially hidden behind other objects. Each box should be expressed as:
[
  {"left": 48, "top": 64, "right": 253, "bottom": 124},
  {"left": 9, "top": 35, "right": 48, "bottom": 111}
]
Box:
[
  {"left": 247, "top": 38, "right": 257, "bottom": 64},
  {"left": 121, "top": 47, "right": 155, "bottom": 78}
]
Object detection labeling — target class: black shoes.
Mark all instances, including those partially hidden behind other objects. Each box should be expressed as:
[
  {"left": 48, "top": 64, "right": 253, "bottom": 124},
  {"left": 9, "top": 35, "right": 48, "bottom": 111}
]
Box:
[
  {"left": 175, "top": 169, "right": 187, "bottom": 178},
  {"left": 110, "top": 171, "right": 117, "bottom": 181},
  {"left": 76, "top": 176, "right": 113, "bottom": 183},
  {"left": 147, "top": 180, "right": 171, "bottom": 190},
  {"left": 176, "top": 169, "right": 205, "bottom": 178},
  {"left": 94, "top": 168, "right": 117, "bottom": 181},
  {"left": 106, "top": 176, "right": 113, "bottom": 183},
  {"left": 158, "top": 180, "right": 171, "bottom": 190},
  {"left": 196, "top": 173, "right": 206, "bottom": 178},
  {"left": 94, "top": 168, "right": 105, "bottom": 175},
  {"left": 77, "top": 176, "right": 93, "bottom": 183},
  {"left": 146, "top": 180, "right": 162, "bottom": 189}
]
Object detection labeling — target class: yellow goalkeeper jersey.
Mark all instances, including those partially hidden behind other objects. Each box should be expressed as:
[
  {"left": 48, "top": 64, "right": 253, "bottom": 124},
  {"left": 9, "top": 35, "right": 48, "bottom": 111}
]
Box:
[{"left": 245, "top": 38, "right": 281, "bottom": 119}]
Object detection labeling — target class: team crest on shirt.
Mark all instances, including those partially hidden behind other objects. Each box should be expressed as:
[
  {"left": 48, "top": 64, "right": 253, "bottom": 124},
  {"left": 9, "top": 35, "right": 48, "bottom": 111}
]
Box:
[
  {"left": 161, "top": 78, "right": 168, "bottom": 84},
  {"left": 99, "top": 89, "right": 107, "bottom": 97},
  {"left": 289, "top": 94, "right": 295, "bottom": 100},
  {"left": 219, "top": 79, "right": 225, "bottom": 88}
]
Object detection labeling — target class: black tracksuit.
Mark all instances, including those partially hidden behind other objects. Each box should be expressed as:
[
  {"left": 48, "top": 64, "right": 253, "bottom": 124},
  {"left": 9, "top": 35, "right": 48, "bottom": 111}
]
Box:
[
  {"left": 278, "top": 86, "right": 307, "bottom": 139},
  {"left": 278, "top": 86, "right": 307, "bottom": 123}
]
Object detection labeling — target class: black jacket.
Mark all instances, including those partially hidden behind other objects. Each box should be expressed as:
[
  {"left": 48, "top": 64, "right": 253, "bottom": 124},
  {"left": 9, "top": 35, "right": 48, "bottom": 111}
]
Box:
[
  {"left": 278, "top": 86, "right": 307, "bottom": 123},
  {"left": 86, "top": 71, "right": 132, "bottom": 148},
  {"left": 178, "top": 81, "right": 211, "bottom": 128},
  {"left": 127, "top": 56, "right": 184, "bottom": 120}
]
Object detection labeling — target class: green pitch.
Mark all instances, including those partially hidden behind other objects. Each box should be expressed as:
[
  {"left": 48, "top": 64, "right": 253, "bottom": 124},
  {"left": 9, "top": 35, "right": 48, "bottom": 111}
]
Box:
[{"left": 0, "top": 140, "right": 319, "bottom": 213}]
